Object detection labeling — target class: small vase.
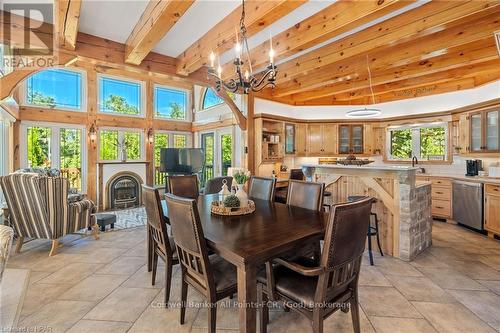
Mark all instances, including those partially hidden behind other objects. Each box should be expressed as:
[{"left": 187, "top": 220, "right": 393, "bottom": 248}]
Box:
[{"left": 235, "top": 183, "right": 249, "bottom": 207}]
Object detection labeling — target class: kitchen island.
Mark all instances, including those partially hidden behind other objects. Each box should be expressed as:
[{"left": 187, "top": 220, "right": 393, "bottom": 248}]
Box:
[{"left": 302, "top": 164, "right": 432, "bottom": 261}]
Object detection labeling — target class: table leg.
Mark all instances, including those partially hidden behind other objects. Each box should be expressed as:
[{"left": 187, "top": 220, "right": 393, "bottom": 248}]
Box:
[{"left": 237, "top": 265, "right": 257, "bottom": 333}]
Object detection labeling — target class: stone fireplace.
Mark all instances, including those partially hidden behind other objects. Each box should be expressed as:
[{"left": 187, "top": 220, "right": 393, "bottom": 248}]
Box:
[{"left": 107, "top": 172, "right": 142, "bottom": 210}]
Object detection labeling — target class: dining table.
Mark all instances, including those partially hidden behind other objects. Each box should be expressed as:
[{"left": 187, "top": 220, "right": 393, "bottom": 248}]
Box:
[{"left": 158, "top": 194, "right": 327, "bottom": 333}]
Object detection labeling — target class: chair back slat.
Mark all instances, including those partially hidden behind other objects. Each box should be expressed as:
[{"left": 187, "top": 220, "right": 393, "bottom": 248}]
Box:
[
  {"left": 286, "top": 180, "right": 324, "bottom": 211},
  {"left": 142, "top": 185, "right": 173, "bottom": 259},
  {"left": 248, "top": 176, "right": 276, "bottom": 201},
  {"left": 165, "top": 193, "right": 214, "bottom": 295},
  {"left": 167, "top": 175, "right": 199, "bottom": 199},
  {"left": 289, "top": 169, "right": 305, "bottom": 180}
]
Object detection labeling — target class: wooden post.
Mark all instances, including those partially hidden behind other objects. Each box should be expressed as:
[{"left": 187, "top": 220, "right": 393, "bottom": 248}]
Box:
[
  {"left": 247, "top": 93, "right": 255, "bottom": 174},
  {"left": 145, "top": 80, "right": 154, "bottom": 186},
  {"left": 86, "top": 68, "right": 98, "bottom": 205}
]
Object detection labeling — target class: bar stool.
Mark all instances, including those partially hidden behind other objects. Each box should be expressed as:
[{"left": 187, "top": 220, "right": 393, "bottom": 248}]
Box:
[{"left": 348, "top": 195, "right": 384, "bottom": 265}]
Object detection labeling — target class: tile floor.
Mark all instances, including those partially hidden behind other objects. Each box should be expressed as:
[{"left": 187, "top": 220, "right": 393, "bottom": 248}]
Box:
[{"left": 4, "top": 221, "right": 500, "bottom": 333}]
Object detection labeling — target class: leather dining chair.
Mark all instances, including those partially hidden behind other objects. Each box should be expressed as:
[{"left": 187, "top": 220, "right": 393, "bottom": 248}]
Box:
[
  {"left": 258, "top": 197, "right": 374, "bottom": 333},
  {"left": 203, "top": 176, "right": 233, "bottom": 195},
  {"left": 248, "top": 176, "right": 276, "bottom": 201},
  {"left": 289, "top": 168, "right": 305, "bottom": 180},
  {"left": 142, "top": 185, "right": 179, "bottom": 307},
  {"left": 166, "top": 175, "right": 199, "bottom": 199},
  {"left": 165, "top": 194, "right": 238, "bottom": 333},
  {"left": 286, "top": 179, "right": 324, "bottom": 211}
]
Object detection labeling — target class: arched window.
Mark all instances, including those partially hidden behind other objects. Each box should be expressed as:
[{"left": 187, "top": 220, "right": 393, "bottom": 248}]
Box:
[{"left": 202, "top": 88, "right": 224, "bottom": 110}]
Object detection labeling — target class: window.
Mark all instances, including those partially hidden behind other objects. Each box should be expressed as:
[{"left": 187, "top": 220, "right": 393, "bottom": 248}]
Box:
[
  {"left": 388, "top": 124, "right": 448, "bottom": 161},
  {"left": 25, "top": 69, "right": 83, "bottom": 110},
  {"left": 201, "top": 88, "right": 235, "bottom": 110},
  {"left": 154, "top": 85, "right": 188, "bottom": 120},
  {"left": 153, "top": 132, "right": 191, "bottom": 186},
  {"left": 22, "top": 123, "right": 86, "bottom": 191},
  {"left": 99, "top": 129, "right": 144, "bottom": 161},
  {"left": 99, "top": 75, "right": 143, "bottom": 116}
]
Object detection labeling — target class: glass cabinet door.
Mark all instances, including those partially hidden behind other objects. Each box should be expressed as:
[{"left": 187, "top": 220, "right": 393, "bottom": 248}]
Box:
[
  {"left": 339, "top": 125, "right": 350, "bottom": 154},
  {"left": 470, "top": 113, "right": 482, "bottom": 152},
  {"left": 284, "top": 123, "right": 295, "bottom": 154},
  {"left": 351, "top": 125, "right": 364, "bottom": 154},
  {"left": 486, "top": 111, "right": 499, "bottom": 151}
]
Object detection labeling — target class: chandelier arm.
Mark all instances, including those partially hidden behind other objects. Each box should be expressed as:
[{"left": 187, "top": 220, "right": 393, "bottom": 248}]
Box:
[{"left": 250, "top": 68, "right": 277, "bottom": 89}]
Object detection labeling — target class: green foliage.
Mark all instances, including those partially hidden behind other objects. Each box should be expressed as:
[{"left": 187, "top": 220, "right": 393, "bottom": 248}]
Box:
[
  {"left": 28, "top": 91, "right": 56, "bottom": 108},
  {"left": 233, "top": 170, "right": 250, "bottom": 185},
  {"left": 124, "top": 132, "right": 140, "bottom": 160},
  {"left": 60, "top": 128, "right": 82, "bottom": 189},
  {"left": 390, "top": 129, "right": 412, "bottom": 159},
  {"left": 154, "top": 134, "right": 169, "bottom": 166},
  {"left": 223, "top": 194, "right": 240, "bottom": 208},
  {"left": 168, "top": 102, "right": 185, "bottom": 119},
  {"left": 221, "top": 134, "right": 232, "bottom": 176},
  {"left": 27, "top": 127, "right": 51, "bottom": 167},
  {"left": 420, "top": 127, "right": 445, "bottom": 159},
  {"left": 173, "top": 134, "right": 186, "bottom": 148},
  {"left": 103, "top": 94, "right": 139, "bottom": 115},
  {"left": 100, "top": 130, "right": 118, "bottom": 160}
]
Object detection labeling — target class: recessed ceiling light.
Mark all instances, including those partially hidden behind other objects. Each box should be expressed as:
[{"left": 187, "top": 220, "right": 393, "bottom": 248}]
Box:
[{"left": 346, "top": 108, "right": 382, "bottom": 118}]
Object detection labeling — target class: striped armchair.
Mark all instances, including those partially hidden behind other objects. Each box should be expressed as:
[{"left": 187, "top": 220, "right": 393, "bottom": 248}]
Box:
[{"left": 0, "top": 173, "right": 98, "bottom": 256}]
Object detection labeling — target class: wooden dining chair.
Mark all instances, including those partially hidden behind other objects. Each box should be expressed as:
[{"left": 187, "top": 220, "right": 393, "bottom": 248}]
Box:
[
  {"left": 204, "top": 176, "right": 233, "bottom": 195},
  {"left": 165, "top": 193, "right": 238, "bottom": 333},
  {"left": 289, "top": 168, "right": 305, "bottom": 180},
  {"left": 166, "top": 175, "right": 199, "bottom": 199},
  {"left": 248, "top": 176, "right": 276, "bottom": 201},
  {"left": 142, "top": 185, "right": 179, "bottom": 307},
  {"left": 286, "top": 179, "right": 324, "bottom": 211},
  {"left": 258, "top": 197, "right": 374, "bottom": 333}
]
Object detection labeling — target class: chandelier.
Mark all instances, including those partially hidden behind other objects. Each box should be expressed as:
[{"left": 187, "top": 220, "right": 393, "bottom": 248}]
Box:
[{"left": 207, "top": 0, "right": 277, "bottom": 94}]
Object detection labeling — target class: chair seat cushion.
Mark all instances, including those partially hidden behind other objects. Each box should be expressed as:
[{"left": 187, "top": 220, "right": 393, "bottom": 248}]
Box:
[
  {"left": 257, "top": 257, "right": 319, "bottom": 307},
  {"left": 210, "top": 255, "right": 237, "bottom": 294}
]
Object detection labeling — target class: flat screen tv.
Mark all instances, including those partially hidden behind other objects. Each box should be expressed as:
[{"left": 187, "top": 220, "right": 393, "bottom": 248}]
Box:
[{"left": 159, "top": 148, "right": 204, "bottom": 174}]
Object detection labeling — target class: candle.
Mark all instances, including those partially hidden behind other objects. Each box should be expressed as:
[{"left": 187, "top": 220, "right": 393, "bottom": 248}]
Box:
[
  {"left": 245, "top": 70, "right": 249, "bottom": 81},
  {"left": 209, "top": 51, "right": 215, "bottom": 68},
  {"left": 269, "top": 33, "right": 274, "bottom": 64},
  {"left": 235, "top": 28, "right": 241, "bottom": 59}
]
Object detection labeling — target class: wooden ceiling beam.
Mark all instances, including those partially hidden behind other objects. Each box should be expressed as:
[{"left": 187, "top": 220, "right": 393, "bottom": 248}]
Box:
[
  {"left": 56, "top": 0, "right": 82, "bottom": 50},
  {"left": 176, "top": 0, "right": 307, "bottom": 76},
  {"left": 279, "top": 39, "right": 499, "bottom": 100},
  {"left": 273, "top": 1, "right": 499, "bottom": 84},
  {"left": 125, "top": 0, "right": 195, "bottom": 65},
  {"left": 306, "top": 60, "right": 500, "bottom": 103},
  {"left": 273, "top": 38, "right": 498, "bottom": 97},
  {"left": 220, "top": 0, "right": 414, "bottom": 79}
]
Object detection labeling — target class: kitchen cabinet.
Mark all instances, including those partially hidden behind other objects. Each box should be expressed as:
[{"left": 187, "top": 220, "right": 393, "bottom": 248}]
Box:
[
  {"left": 284, "top": 123, "right": 295, "bottom": 155},
  {"left": 295, "top": 123, "right": 307, "bottom": 156},
  {"left": 469, "top": 109, "right": 500, "bottom": 153},
  {"left": 417, "top": 176, "right": 452, "bottom": 219},
  {"left": 339, "top": 124, "right": 364, "bottom": 154},
  {"left": 485, "top": 183, "right": 500, "bottom": 237},
  {"left": 307, "top": 123, "right": 337, "bottom": 156}
]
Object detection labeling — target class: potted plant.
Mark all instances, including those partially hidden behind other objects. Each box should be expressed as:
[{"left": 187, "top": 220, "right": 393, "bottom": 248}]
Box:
[{"left": 232, "top": 169, "right": 251, "bottom": 207}]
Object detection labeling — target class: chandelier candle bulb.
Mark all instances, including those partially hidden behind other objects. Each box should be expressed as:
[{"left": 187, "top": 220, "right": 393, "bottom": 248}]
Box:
[
  {"left": 209, "top": 52, "right": 215, "bottom": 68},
  {"left": 245, "top": 70, "right": 249, "bottom": 80}
]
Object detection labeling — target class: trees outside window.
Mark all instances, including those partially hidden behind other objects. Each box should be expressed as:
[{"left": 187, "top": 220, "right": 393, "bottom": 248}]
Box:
[
  {"left": 155, "top": 86, "right": 187, "bottom": 120},
  {"left": 26, "top": 69, "right": 82, "bottom": 110},
  {"left": 99, "top": 129, "right": 143, "bottom": 161},
  {"left": 27, "top": 127, "right": 52, "bottom": 167},
  {"left": 201, "top": 88, "right": 235, "bottom": 110},
  {"left": 99, "top": 76, "right": 142, "bottom": 116},
  {"left": 388, "top": 124, "right": 447, "bottom": 161}
]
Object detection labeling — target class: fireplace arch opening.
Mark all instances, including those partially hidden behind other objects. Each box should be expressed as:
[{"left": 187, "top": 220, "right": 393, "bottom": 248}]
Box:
[{"left": 105, "top": 171, "right": 143, "bottom": 210}]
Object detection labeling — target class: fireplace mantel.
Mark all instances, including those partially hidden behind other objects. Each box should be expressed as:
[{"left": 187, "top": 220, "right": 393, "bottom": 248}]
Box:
[{"left": 97, "top": 161, "right": 150, "bottom": 165}]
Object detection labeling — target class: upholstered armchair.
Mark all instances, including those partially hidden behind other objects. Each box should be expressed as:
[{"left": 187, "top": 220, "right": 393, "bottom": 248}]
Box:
[
  {"left": 0, "top": 225, "right": 14, "bottom": 283},
  {"left": 0, "top": 173, "right": 98, "bottom": 256}
]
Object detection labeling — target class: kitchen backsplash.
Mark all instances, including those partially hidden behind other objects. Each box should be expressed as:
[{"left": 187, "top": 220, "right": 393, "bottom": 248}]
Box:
[{"left": 288, "top": 155, "right": 500, "bottom": 177}]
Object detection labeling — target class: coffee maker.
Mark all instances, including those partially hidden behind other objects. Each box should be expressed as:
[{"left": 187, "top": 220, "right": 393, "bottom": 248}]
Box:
[{"left": 466, "top": 159, "right": 482, "bottom": 176}]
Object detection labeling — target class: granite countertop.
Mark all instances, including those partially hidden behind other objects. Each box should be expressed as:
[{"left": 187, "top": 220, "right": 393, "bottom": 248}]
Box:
[
  {"left": 302, "top": 164, "right": 420, "bottom": 171},
  {"left": 417, "top": 173, "right": 500, "bottom": 185},
  {"left": 415, "top": 180, "right": 432, "bottom": 188}
]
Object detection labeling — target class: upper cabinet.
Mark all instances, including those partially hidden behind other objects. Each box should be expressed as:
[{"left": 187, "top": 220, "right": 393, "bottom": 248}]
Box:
[
  {"left": 307, "top": 123, "right": 338, "bottom": 156},
  {"left": 469, "top": 109, "right": 500, "bottom": 153},
  {"left": 284, "top": 123, "right": 296, "bottom": 155},
  {"left": 338, "top": 124, "right": 364, "bottom": 154}
]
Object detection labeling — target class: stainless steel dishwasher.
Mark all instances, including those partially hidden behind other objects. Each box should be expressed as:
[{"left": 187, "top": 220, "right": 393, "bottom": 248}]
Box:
[{"left": 452, "top": 180, "right": 484, "bottom": 231}]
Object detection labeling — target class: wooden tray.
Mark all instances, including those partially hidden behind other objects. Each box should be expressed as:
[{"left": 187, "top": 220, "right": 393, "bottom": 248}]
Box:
[{"left": 211, "top": 200, "right": 256, "bottom": 216}]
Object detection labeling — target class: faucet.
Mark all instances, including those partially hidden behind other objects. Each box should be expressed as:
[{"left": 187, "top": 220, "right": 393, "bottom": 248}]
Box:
[{"left": 412, "top": 156, "right": 418, "bottom": 167}]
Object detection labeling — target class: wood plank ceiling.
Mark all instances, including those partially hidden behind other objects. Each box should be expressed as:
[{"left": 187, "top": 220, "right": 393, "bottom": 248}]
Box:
[{"left": 3, "top": 0, "right": 500, "bottom": 106}]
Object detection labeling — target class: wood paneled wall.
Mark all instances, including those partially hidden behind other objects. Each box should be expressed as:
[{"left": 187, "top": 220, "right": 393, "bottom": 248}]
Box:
[{"left": 13, "top": 64, "right": 194, "bottom": 204}]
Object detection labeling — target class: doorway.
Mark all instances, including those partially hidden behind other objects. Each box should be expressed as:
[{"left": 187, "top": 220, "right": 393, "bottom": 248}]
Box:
[{"left": 200, "top": 128, "right": 233, "bottom": 187}]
